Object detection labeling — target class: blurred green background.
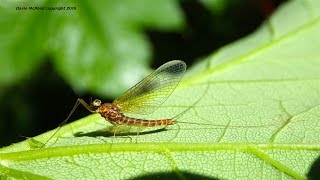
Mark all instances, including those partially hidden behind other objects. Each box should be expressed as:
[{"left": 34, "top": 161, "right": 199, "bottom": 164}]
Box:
[{"left": 0, "top": 0, "right": 284, "bottom": 147}]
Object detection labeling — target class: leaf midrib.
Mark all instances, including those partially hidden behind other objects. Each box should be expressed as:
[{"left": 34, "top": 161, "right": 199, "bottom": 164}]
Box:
[{"left": 1, "top": 143, "right": 319, "bottom": 161}]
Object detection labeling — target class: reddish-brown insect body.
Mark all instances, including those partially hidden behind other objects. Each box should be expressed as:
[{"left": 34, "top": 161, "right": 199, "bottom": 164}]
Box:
[{"left": 94, "top": 101, "right": 174, "bottom": 127}]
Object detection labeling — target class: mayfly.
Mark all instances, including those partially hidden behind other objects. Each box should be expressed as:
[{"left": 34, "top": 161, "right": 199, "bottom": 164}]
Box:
[{"left": 43, "top": 60, "right": 192, "bottom": 147}]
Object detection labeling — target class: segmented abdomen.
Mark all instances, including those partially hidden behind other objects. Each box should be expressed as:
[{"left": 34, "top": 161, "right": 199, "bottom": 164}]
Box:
[{"left": 116, "top": 116, "right": 174, "bottom": 127}]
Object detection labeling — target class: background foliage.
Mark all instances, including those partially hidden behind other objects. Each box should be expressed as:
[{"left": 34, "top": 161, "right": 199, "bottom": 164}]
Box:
[{"left": 0, "top": 0, "right": 274, "bottom": 147}]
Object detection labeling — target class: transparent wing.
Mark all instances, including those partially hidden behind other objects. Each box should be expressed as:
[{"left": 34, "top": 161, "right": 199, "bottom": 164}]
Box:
[{"left": 113, "top": 60, "right": 186, "bottom": 115}]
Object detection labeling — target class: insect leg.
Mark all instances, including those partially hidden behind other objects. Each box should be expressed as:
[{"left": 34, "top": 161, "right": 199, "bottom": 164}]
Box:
[
  {"left": 41, "top": 99, "right": 83, "bottom": 148},
  {"left": 77, "top": 98, "right": 95, "bottom": 112}
]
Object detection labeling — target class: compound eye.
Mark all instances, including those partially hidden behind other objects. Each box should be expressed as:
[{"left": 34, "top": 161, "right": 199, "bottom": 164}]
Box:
[{"left": 92, "top": 99, "right": 102, "bottom": 107}]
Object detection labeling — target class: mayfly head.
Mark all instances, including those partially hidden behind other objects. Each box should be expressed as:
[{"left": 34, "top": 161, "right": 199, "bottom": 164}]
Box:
[{"left": 90, "top": 99, "right": 102, "bottom": 111}]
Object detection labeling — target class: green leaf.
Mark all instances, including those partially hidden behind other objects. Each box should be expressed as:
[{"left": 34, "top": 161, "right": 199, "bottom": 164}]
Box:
[
  {"left": 0, "top": 1, "right": 49, "bottom": 86},
  {"left": 52, "top": 0, "right": 184, "bottom": 97},
  {"left": 1, "top": 0, "right": 320, "bottom": 179},
  {"left": 0, "top": 0, "right": 184, "bottom": 97}
]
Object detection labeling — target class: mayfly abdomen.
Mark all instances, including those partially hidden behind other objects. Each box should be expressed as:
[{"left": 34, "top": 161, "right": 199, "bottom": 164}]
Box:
[
  {"left": 117, "top": 117, "right": 174, "bottom": 127},
  {"left": 95, "top": 102, "right": 175, "bottom": 127}
]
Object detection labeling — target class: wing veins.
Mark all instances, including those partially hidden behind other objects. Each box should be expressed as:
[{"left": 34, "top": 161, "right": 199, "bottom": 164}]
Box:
[{"left": 113, "top": 60, "right": 186, "bottom": 115}]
